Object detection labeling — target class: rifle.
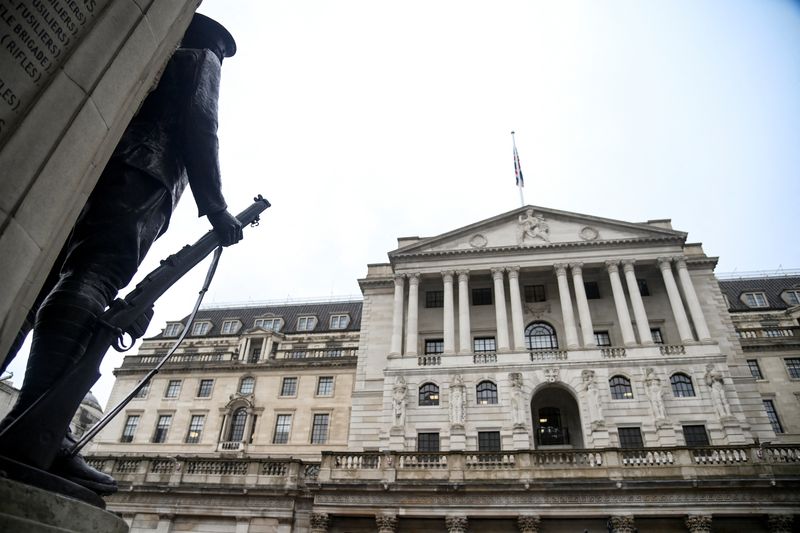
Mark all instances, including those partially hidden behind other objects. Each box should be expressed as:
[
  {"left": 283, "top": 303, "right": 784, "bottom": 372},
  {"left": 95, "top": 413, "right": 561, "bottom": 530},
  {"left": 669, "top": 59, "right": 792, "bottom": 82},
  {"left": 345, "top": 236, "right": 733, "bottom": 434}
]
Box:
[{"left": 0, "top": 195, "right": 270, "bottom": 470}]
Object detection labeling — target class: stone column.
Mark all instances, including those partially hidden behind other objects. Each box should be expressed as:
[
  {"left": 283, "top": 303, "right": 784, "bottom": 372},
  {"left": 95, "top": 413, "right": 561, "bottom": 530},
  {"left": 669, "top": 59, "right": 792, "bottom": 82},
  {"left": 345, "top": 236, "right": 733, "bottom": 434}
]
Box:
[
  {"left": 376, "top": 513, "right": 398, "bottom": 533},
  {"left": 767, "top": 514, "right": 794, "bottom": 533},
  {"left": 621, "top": 260, "right": 653, "bottom": 344},
  {"left": 685, "top": 514, "right": 712, "bottom": 533},
  {"left": 389, "top": 274, "right": 405, "bottom": 356},
  {"left": 554, "top": 264, "right": 579, "bottom": 349},
  {"left": 608, "top": 515, "right": 635, "bottom": 533},
  {"left": 674, "top": 257, "right": 712, "bottom": 342},
  {"left": 310, "top": 512, "right": 329, "bottom": 533},
  {"left": 507, "top": 266, "right": 526, "bottom": 350},
  {"left": 606, "top": 261, "right": 636, "bottom": 346},
  {"left": 235, "top": 517, "right": 251, "bottom": 533},
  {"left": 658, "top": 257, "right": 694, "bottom": 343},
  {"left": 155, "top": 514, "right": 174, "bottom": 533},
  {"left": 492, "top": 268, "right": 511, "bottom": 352},
  {"left": 405, "top": 274, "right": 420, "bottom": 356},
  {"left": 457, "top": 270, "right": 472, "bottom": 354},
  {"left": 570, "top": 263, "right": 596, "bottom": 347},
  {"left": 517, "top": 514, "right": 542, "bottom": 533},
  {"left": 443, "top": 270, "right": 456, "bottom": 354},
  {"left": 446, "top": 515, "right": 468, "bottom": 533}
]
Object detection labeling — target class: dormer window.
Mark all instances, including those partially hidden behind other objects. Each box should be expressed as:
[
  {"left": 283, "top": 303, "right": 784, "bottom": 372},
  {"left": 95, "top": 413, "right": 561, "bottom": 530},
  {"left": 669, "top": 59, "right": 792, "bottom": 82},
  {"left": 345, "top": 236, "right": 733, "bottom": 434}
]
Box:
[
  {"left": 191, "top": 321, "right": 212, "bottom": 336},
  {"left": 164, "top": 323, "right": 183, "bottom": 337},
  {"left": 221, "top": 320, "right": 241, "bottom": 334},
  {"left": 297, "top": 316, "right": 317, "bottom": 331},
  {"left": 742, "top": 292, "right": 768, "bottom": 308},
  {"left": 254, "top": 317, "right": 282, "bottom": 332},
  {"left": 329, "top": 315, "right": 350, "bottom": 329},
  {"left": 782, "top": 290, "right": 800, "bottom": 306}
]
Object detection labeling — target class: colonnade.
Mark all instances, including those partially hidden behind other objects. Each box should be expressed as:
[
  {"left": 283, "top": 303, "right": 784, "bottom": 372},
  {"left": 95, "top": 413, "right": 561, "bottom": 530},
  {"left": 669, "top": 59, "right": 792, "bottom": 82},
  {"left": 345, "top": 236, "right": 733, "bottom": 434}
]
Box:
[{"left": 388, "top": 256, "right": 711, "bottom": 356}]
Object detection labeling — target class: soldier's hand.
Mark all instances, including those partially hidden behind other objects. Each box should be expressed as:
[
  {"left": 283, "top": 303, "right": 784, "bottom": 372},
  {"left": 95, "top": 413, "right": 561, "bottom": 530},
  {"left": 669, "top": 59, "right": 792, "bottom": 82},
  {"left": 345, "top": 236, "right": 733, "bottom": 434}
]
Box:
[{"left": 208, "top": 209, "right": 243, "bottom": 246}]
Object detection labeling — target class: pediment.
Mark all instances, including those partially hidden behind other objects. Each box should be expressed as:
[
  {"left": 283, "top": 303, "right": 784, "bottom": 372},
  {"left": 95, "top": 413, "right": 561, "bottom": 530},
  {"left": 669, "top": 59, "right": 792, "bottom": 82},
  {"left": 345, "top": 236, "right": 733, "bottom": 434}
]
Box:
[{"left": 390, "top": 206, "right": 686, "bottom": 257}]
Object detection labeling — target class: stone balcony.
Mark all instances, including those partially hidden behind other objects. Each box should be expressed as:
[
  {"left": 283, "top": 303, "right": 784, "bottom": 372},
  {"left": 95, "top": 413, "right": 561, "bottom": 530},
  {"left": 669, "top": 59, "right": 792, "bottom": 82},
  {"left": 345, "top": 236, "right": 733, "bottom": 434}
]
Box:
[{"left": 119, "top": 349, "right": 357, "bottom": 371}]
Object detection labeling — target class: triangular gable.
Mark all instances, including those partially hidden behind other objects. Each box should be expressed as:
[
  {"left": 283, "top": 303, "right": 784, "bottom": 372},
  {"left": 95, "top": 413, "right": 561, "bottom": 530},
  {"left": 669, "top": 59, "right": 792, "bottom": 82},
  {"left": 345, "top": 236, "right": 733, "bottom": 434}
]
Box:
[{"left": 390, "top": 206, "right": 686, "bottom": 257}]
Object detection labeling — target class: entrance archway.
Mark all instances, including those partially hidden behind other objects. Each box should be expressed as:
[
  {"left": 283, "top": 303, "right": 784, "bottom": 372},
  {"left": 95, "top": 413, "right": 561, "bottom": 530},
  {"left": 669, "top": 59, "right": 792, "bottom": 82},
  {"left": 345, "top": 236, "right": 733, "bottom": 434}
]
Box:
[{"left": 530, "top": 385, "right": 584, "bottom": 448}]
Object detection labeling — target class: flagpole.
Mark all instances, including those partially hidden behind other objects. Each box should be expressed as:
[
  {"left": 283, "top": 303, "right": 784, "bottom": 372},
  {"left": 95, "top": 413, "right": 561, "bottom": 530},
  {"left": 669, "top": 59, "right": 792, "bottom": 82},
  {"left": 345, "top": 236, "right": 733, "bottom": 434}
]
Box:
[{"left": 512, "top": 131, "right": 525, "bottom": 207}]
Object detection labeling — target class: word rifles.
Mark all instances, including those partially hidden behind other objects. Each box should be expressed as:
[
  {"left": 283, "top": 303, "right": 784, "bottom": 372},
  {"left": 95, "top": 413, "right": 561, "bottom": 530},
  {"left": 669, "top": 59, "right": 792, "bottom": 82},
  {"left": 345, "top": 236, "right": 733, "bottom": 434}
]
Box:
[{"left": 0, "top": 195, "right": 271, "bottom": 471}]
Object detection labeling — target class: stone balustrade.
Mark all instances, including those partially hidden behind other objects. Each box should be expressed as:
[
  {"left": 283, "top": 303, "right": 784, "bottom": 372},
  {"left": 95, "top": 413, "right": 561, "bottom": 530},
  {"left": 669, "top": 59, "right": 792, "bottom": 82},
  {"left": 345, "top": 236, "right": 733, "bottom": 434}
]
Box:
[{"left": 121, "top": 349, "right": 358, "bottom": 369}]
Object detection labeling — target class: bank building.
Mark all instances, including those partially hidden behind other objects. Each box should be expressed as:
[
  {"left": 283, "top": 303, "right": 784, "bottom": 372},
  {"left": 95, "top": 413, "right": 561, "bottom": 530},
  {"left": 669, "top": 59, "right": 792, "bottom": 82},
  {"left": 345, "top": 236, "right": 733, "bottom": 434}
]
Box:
[{"left": 86, "top": 206, "right": 800, "bottom": 533}]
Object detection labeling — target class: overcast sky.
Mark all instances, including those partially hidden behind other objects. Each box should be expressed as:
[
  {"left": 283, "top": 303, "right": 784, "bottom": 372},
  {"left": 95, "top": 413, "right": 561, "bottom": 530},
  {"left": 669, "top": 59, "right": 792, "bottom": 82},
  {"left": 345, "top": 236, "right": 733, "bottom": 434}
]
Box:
[{"left": 6, "top": 0, "right": 800, "bottom": 407}]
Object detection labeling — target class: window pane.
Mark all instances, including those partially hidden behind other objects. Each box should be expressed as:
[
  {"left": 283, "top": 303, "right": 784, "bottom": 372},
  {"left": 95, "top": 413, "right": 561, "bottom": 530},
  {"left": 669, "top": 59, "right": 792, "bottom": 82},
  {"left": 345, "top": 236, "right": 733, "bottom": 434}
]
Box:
[
  {"left": 637, "top": 279, "right": 650, "bottom": 297},
  {"left": 185, "top": 415, "right": 205, "bottom": 444},
  {"left": 426, "top": 291, "right": 444, "bottom": 308},
  {"left": 763, "top": 400, "right": 783, "bottom": 433},
  {"left": 476, "top": 381, "right": 498, "bottom": 405},
  {"left": 419, "top": 383, "right": 439, "bottom": 406},
  {"left": 165, "top": 380, "right": 181, "bottom": 398},
  {"left": 618, "top": 427, "right": 643, "bottom": 448},
  {"left": 594, "top": 331, "right": 611, "bottom": 346},
  {"left": 472, "top": 288, "right": 492, "bottom": 305},
  {"left": 478, "top": 431, "right": 501, "bottom": 451},
  {"left": 281, "top": 377, "right": 298, "bottom": 396},
  {"left": 417, "top": 432, "right": 440, "bottom": 452},
  {"left": 134, "top": 382, "right": 150, "bottom": 399},
  {"left": 584, "top": 282, "right": 600, "bottom": 299},
  {"left": 670, "top": 374, "right": 695, "bottom": 397},
  {"left": 121, "top": 415, "right": 139, "bottom": 443},
  {"left": 785, "top": 358, "right": 800, "bottom": 379},
  {"left": 197, "top": 379, "right": 214, "bottom": 397},
  {"left": 239, "top": 377, "right": 255, "bottom": 395},
  {"left": 747, "top": 360, "right": 763, "bottom": 380},
  {"left": 152, "top": 415, "right": 172, "bottom": 443},
  {"left": 609, "top": 376, "right": 633, "bottom": 400},
  {"left": 473, "top": 337, "right": 496, "bottom": 353},
  {"left": 273, "top": 414, "right": 292, "bottom": 444},
  {"left": 525, "top": 322, "right": 558, "bottom": 350},
  {"left": 311, "top": 414, "right": 330, "bottom": 444},
  {"left": 228, "top": 408, "right": 247, "bottom": 441},
  {"left": 425, "top": 339, "right": 444, "bottom": 355},
  {"left": 650, "top": 328, "right": 664, "bottom": 344},
  {"left": 682, "top": 425, "right": 709, "bottom": 446},
  {"left": 524, "top": 285, "right": 546, "bottom": 303},
  {"left": 317, "top": 377, "right": 334, "bottom": 396}
]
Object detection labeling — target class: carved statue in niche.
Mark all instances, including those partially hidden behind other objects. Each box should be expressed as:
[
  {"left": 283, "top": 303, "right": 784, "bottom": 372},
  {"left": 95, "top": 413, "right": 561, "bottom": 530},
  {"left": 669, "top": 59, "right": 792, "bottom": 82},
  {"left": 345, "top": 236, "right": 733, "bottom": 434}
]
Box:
[
  {"left": 644, "top": 367, "right": 668, "bottom": 422},
  {"left": 449, "top": 375, "right": 466, "bottom": 427},
  {"left": 517, "top": 208, "right": 550, "bottom": 244},
  {"left": 392, "top": 376, "right": 407, "bottom": 427},
  {"left": 582, "top": 370, "right": 605, "bottom": 428},
  {"left": 509, "top": 373, "right": 527, "bottom": 428},
  {"left": 705, "top": 364, "right": 732, "bottom": 419}
]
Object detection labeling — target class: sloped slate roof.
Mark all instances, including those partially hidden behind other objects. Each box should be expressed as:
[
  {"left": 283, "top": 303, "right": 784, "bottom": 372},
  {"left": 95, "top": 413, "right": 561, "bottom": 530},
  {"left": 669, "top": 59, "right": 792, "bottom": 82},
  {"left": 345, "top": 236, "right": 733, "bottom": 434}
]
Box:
[
  {"left": 149, "top": 300, "right": 363, "bottom": 339},
  {"left": 719, "top": 276, "right": 800, "bottom": 312}
]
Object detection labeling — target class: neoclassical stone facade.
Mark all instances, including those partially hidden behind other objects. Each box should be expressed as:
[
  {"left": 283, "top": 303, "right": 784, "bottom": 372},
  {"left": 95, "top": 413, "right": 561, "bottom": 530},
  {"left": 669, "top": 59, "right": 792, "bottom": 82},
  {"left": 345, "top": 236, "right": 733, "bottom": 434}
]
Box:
[{"left": 88, "top": 207, "right": 799, "bottom": 532}]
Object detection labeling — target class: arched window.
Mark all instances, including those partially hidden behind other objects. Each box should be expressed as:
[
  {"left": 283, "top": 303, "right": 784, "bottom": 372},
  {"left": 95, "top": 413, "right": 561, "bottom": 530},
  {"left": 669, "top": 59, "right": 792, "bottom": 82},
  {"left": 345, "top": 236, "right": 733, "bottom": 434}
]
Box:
[
  {"left": 609, "top": 375, "right": 633, "bottom": 400},
  {"left": 476, "top": 381, "right": 498, "bottom": 405},
  {"left": 670, "top": 373, "right": 695, "bottom": 397},
  {"left": 525, "top": 322, "right": 558, "bottom": 350},
  {"left": 239, "top": 376, "right": 255, "bottom": 395},
  {"left": 419, "top": 383, "right": 440, "bottom": 406},
  {"left": 228, "top": 407, "right": 248, "bottom": 441}
]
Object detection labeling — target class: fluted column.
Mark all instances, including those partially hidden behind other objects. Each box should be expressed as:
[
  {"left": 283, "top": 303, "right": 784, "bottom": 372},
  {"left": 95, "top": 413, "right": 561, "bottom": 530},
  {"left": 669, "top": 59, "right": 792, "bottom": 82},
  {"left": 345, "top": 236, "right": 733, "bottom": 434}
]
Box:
[
  {"left": 389, "top": 275, "right": 405, "bottom": 356},
  {"left": 658, "top": 257, "right": 694, "bottom": 343},
  {"left": 674, "top": 257, "right": 712, "bottom": 341},
  {"left": 442, "top": 271, "right": 456, "bottom": 354},
  {"left": 685, "top": 514, "right": 711, "bottom": 533},
  {"left": 491, "top": 268, "right": 511, "bottom": 352},
  {"left": 622, "top": 260, "right": 653, "bottom": 344},
  {"left": 517, "top": 514, "right": 541, "bottom": 533},
  {"left": 457, "top": 270, "right": 472, "bottom": 354},
  {"left": 376, "top": 513, "right": 398, "bottom": 533},
  {"left": 554, "top": 264, "right": 579, "bottom": 349},
  {"left": 608, "top": 515, "right": 635, "bottom": 533},
  {"left": 570, "top": 263, "right": 596, "bottom": 347},
  {"left": 405, "top": 274, "right": 420, "bottom": 356},
  {"left": 507, "top": 266, "right": 526, "bottom": 350},
  {"left": 446, "top": 515, "right": 468, "bottom": 533},
  {"left": 606, "top": 261, "right": 636, "bottom": 346}
]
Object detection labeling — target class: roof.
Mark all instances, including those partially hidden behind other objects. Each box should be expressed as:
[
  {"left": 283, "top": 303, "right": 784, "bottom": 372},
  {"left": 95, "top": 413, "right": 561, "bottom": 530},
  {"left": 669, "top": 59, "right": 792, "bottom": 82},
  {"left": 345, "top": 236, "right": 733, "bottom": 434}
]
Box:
[
  {"left": 718, "top": 275, "right": 800, "bottom": 312},
  {"left": 148, "top": 300, "right": 363, "bottom": 339}
]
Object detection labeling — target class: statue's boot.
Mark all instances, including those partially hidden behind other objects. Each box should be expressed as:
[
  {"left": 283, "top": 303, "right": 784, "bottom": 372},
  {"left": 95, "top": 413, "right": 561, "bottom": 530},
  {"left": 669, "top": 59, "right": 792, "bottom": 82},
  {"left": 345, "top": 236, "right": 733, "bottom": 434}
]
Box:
[{"left": 50, "top": 430, "right": 118, "bottom": 495}]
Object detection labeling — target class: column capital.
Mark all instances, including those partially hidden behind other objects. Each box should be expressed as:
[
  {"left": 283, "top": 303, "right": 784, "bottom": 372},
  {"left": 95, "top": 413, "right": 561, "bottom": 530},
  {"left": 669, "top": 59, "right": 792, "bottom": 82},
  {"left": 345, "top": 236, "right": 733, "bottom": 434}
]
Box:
[
  {"left": 456, "top": 269, "right": 470, "bottom": 280},
  {"left": 569, "top": 262, "right": 583, "bottom": 275},
  {"left": 621, "top": 259, "right": 636, "bottom": 273},
  {"left": 491, "top": 267, "right": 506, "bottom": 280},
  {"left": 517, "top": 514, "right": 542, "bottom": 533},
  {"left": 393, "top": 274, "right": 405, "bottom": 285},
  {"left": 608, "top": 515, "right": 635, "bottom": 533},
  {"left": 310, "top": 512, "right": 330, "bottom": 533},
  {"left": 445, "top": 515, "right": 468, "bottom": 533},
  {"left": 553, "top": 263, "right": 568, "bottom": 276},
  {"left": 376, "top": 513, "right": 398, "bottom": 533},
  {"left": 441, "top": 270, "right": 455, "bottom": 282},
  {"left": 767, "top": 514, "right": 794, "bottom": 533},
  {"left": 605, "top": 260, "right": 620, "bottom": 274},
  {"left": 657, "top": 256, "right": 673, "bottom": 270},
  {"left": 673, "top": 256, "right": 688, "bottom": 269},
  {"left": 507, "top": 266, "right": 520, "bottom": 279},
  {"left": 407, "top": 272, "right": 420, "bottom": 285},
  {"left": 685, "top": 514, "right": 712, "bottom": 533}
]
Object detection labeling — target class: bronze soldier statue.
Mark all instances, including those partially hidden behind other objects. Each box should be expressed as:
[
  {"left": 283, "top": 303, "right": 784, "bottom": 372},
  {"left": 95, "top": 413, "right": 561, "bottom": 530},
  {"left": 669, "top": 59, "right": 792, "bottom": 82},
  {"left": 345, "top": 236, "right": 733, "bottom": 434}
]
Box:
[{"left": 0, "top": 14, "right": 241, "bottom": 495}]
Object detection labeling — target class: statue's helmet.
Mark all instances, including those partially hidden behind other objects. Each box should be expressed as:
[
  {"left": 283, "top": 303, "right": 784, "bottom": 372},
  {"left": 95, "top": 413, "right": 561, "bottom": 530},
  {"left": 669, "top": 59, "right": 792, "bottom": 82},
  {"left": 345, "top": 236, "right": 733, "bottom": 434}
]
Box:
[{"left": 181, "top": 13, "right": 237, "bottom": 58}]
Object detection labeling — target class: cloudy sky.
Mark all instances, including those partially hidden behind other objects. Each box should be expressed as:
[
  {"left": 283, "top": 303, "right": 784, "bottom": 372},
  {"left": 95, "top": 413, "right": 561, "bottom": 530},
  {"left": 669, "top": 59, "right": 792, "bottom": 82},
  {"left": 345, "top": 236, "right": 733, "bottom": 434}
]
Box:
[{"left": 7, "top": 0, "right": 800, "bottom": 406}]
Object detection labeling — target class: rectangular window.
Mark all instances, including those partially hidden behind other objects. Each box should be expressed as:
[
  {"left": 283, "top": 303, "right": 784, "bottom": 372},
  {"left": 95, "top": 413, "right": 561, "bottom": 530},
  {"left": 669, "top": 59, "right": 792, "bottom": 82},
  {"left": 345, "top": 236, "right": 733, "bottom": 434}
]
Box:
[
  {"left": 637, "top": 279, "right": 650, "bottom": 297},
  {"left": 743, "top": 292, "right": 768, "bottom": 308},
  {"left": 197, "top": 379, "right": 214, "bottom": 397},
  {"left": 747, "top": 360, "right": 764, "bottom": 380},
  {"left": 524, "top": 285, "right": 546, "bottom": 303},
  {"left": 424, "top": 339, "right": 444, "bottom": 355},
  {"left": 317, "top": 376, "right": 334, "bottom": 396},
  {"left": 191, "top": 321, "right": 211, "bottom": 335},
  {"left": 164, "top": 323, "right": 182, "bottom": 337},
  {"left": 297, "top": 316, "right": 317, "bottom": 331},
  {"left": 329, "top": 314, "right": 350, "bottom": 329},
  {"left": 273, "top": 414, "right": 292, "bottom": 444},
  {"left": 682, "top": 425, "right": 709, "bottom": 447},
  {"left": 785, "top": 358, "right": 800, "bottom": 379},
  {"left": 417, "top": 432, "right": 440, "bottom": 452},
  {"left": 164, "top": 380, "right": 181, "bottom": 398},
  {"left": 473, "top": 337, "right": 496, "bottom": 353},
  {"left": 248, "top": 338, "right": 263, "bottom": 363},
  {"left": 254, "top": 318, "right": 282, "bottom": 331},
  {"left": 120, "top": 415, "right": 139, "bottom": 443},
  {"left": 650, "top": 328, "right": 664, "bottom": 344},
  {"left": 618, "top": 427, "right": 644, "bottom": 448},
  {"left": 784, "top": 290, "right": 800, "bottom": 305},
  {"left": 478, "top": 431, "right": 501, "bottom": 452},
  {"left": 280, "top": 377, "right": 298, "bottom": 396},
  {"left": 763, "top": 400, "right": 784, "bottom": 434},
  {"left": 310, "top": 414, "right": 330, "bottom": 444},
  {"left": 134, "top": 382, "right": 150, "bottom": 399},
  {"left": 185, "top": 415, "right": 205, "bottom": 444},
  {"left": 594, "top": 331, "right": 611, "bottom": 346},
  {"left": 152, "top": 415, "right": 172, "bottom": 443},
  {"left": 221, "top": 320, "right": 240, "bottom": 334},
  {"left": 472, "top": 287, "right": 492, "bottom": 306},
  {"left": 425, "top": 290, "right": 444, "bottom": 308},
  {"left": 584, "top": 281, "right": 601, "bottom": 300}
]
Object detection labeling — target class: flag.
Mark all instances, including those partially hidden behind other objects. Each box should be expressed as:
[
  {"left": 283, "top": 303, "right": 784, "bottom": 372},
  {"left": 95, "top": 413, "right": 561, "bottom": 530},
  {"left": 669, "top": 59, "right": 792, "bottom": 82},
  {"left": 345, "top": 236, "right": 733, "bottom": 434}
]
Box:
[{"left": 513, "top": 143, "right": 524, "bottom": 188}]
